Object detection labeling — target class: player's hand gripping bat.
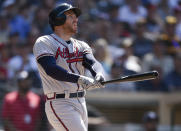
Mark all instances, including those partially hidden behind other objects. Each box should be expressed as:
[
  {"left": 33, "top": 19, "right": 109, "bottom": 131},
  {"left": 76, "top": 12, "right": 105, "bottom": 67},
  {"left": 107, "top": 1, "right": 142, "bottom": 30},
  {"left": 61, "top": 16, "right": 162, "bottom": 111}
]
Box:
[{"left": 101, "top": 71, "right": 159, "bottom": 85}]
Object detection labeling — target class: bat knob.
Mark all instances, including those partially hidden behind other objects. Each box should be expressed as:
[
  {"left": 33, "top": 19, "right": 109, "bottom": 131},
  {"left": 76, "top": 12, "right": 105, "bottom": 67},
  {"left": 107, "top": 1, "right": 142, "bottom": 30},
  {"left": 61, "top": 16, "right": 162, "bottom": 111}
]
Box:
[{"left": 152, "top": 70, "right": 159, "bottom": 77}]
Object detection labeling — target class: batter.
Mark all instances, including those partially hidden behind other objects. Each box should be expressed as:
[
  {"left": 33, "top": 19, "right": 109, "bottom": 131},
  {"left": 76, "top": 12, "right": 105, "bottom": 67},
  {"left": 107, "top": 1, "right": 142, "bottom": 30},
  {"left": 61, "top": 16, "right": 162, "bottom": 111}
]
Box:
[{"left": 33, "top": 3, "right": 105, "bottom": 131}]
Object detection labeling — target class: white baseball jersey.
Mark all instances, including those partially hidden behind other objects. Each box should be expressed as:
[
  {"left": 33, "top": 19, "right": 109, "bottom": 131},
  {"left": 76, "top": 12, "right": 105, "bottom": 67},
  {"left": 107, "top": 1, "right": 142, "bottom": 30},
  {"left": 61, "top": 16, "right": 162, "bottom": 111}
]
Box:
[{"left": 33, "top": 33, "right": 92, "bottom": 95}]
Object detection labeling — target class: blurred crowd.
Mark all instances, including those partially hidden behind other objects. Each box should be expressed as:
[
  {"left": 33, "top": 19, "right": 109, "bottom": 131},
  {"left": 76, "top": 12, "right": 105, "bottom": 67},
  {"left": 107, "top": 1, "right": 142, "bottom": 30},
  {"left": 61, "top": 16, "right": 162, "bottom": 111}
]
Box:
[{"left": 0, "top": 0, "right": 181, "bottom": 93}]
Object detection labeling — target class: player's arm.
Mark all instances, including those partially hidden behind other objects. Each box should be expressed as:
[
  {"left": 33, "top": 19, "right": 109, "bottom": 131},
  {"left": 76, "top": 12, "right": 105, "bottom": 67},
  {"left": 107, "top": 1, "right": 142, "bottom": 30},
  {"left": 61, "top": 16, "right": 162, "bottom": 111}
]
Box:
[
  {"left": 37, "top": 56, "right": 103, "bottom": 90},
  {"left": 37, "top": 56, "right": 80, "bottom": 83},
  {"left": 83, "top": 53, "right": 105, "bottom": 82}
]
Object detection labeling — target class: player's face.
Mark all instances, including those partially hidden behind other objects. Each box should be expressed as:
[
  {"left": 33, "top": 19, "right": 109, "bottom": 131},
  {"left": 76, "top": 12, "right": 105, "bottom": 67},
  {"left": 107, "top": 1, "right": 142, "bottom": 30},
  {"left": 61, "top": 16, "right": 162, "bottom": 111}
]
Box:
[{"left": 64, "top": 10, "right": 78, "bottom": 34}]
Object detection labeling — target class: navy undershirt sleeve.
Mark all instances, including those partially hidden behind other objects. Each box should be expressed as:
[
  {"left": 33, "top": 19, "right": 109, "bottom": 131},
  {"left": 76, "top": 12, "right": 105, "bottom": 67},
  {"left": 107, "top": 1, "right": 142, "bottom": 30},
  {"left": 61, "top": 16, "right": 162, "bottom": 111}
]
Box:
[
  {"left": 83, "top": 53, "right": 103, "bottom": 77},
  {"left": 37, "top": 56, "right": 80, "bottom": 83}
]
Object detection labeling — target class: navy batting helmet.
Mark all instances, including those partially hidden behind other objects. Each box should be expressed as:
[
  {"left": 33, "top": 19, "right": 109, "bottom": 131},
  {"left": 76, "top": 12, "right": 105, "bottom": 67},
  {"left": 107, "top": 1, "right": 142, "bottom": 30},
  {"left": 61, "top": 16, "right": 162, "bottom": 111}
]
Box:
[{"left": 49, "top": 3, "right": 81, "bottom": 28}]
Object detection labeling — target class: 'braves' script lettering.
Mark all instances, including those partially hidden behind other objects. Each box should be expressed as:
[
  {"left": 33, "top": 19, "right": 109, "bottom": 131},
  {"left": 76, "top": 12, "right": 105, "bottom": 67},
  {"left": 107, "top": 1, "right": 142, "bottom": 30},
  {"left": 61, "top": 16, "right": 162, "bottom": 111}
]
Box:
[{"left": 55, "top": 47, "right": 83, "bottom": 60}]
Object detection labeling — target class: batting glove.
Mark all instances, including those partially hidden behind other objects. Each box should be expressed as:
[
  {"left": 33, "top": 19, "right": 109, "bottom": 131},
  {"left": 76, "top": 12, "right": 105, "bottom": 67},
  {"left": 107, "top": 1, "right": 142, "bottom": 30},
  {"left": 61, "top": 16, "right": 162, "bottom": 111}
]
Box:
[
  {"left": 78, "top": 75, "right": 97, "bottom": 90},
  {"left": 95, "top": 73, "right": 105, "bottom": 88}
]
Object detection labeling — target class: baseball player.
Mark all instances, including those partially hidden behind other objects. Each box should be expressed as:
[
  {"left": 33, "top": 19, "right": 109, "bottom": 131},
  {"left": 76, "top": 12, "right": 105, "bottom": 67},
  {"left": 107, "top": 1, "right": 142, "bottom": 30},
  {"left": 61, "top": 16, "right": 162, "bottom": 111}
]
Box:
[{"left": 33, "top": 3, "right": 105, "bottom": 131}]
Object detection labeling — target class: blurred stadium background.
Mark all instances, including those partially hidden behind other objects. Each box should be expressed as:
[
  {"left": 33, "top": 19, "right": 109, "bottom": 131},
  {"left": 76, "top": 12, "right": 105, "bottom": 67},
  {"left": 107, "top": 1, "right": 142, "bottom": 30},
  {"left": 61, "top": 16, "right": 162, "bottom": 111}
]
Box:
[{"left": 0, "top": 0, "right": 181, "bottom": 131}]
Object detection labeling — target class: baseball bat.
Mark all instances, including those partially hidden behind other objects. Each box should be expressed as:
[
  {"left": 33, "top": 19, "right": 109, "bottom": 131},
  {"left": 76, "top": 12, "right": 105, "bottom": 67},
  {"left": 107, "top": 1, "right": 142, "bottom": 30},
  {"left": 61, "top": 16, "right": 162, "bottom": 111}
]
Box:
[{"left": 101, "top": 71, "right": 159, "bottom": 85}]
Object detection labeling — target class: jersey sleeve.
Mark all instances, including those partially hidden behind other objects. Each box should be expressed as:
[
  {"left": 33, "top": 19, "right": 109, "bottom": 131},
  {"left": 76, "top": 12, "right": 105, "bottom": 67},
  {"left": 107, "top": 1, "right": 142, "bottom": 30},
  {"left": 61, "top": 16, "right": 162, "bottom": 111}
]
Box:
[
  {"left": 33, "top": 36, "right": 55, "bottom": 60},
  {"left": 81, "top": 41, "right": 93, "bottom": 54}
]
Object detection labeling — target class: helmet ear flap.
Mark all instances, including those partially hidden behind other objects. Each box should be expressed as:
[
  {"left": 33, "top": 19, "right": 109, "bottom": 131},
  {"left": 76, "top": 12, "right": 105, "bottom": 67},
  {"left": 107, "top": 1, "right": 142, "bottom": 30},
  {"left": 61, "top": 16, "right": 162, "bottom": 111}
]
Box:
[
  {"left": 49, "top": 8, "right": 67, "bottom": 27},
  {"left": 54, "top": 13, "right": 66, "bottom": 26}
]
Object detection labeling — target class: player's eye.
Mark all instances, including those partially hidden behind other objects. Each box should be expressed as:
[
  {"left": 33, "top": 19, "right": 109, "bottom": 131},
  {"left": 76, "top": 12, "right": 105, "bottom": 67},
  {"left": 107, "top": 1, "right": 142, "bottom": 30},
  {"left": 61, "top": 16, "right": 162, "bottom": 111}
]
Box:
[{"left": 67, "top": 14, "right": 76, "bottom": 19}]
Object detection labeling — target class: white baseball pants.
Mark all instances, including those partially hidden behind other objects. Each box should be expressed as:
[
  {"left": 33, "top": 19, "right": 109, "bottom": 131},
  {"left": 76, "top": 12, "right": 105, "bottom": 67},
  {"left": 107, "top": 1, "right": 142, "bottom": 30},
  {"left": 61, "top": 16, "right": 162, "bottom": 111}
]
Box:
[{"left": 45, "top": 97, "right": 88, "bottom": 131}]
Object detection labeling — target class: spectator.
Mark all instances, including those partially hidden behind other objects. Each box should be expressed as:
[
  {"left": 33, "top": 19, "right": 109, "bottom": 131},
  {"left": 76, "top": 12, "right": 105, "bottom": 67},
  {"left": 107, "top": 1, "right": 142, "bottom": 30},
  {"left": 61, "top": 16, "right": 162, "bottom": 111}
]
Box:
[
  {"left": 145, "top": 3, "right": 163, "bottom": 34},
  {"left": 142, "top": 38, "right": 174, "bottom": 77},
  {"left": 164, "top": 53, "right": 181, "bottom": 91},
  {"left": 132, "top": 18, "right": 153, "bottom": 58},
  {"left": 142, "top": 111, "right": 159, "bottom": 131},
  {"left": 120, "top": 37, "right": 142, "bottom": 73},
  {"left": 93, "top": 38, "right": 112, "bottom": 75},
  {"left": 118, "top": 0, "right": 147, "bottom": 26},
  {"left": 168, "top": 0, "right": 180, "bottom": 10},
  {"left": 1, "top": 71, "right": 41, "bottom": 131},
  {"left": 159, "top": 16, "right": 181, "bottom": 56},
  {"left": 108, "top": 4, "right": 120, "bottom": 23},
  {"left": 7, "top": 43, "right": 37, "bottom": 80},
  {"left": 109, "top": 21, "right": 132, "bottom": 46},
  {"left": 9, "top": 4, "right": 31, "bottom": 40},
  {"left": 2, "top": 0, "right": 18, "bottom": 17},
  {"left": 157, "top": 0, "right": 171, "bottom": 20}
]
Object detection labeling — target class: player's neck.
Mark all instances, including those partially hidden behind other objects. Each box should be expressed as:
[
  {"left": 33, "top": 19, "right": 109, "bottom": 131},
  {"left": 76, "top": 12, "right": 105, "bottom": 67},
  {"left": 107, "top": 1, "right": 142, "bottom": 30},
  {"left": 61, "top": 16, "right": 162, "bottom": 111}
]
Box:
[{"left": 54, "top": 29, "right": 72, "bottom": 41}]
